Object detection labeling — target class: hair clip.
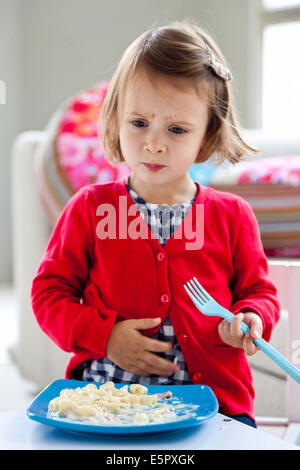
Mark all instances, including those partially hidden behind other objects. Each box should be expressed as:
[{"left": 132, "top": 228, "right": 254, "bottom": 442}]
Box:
[{"left": 208, "top": 53, "right": 232, "bottom": 82}]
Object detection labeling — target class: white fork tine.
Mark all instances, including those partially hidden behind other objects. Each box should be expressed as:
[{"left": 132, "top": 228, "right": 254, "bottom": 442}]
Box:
[
  {"left": 192, "top": 277, "right": 211, "bottom": 301},
  {"left": 190, "top": 279, "right": 207, "bottom": 304}
]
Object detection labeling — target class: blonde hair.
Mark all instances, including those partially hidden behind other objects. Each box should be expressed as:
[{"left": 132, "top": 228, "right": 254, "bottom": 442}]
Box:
[{"left": 100, "top": 19, "right": 257, "bottom": 165}]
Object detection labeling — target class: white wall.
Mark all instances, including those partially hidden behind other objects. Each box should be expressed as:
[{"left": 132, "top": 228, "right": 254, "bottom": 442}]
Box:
[
  {"left": 198, "top": 0, "right": 262, "bottom": 128},
  {"left": 1, "top": 0, "right": 259, "bottom": 282}
]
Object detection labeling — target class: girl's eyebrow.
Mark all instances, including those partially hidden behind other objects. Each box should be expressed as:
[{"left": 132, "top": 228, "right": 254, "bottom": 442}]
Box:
[
  {"left": 126, "top": 111, "right": 195, "bottom": 127},
  {"left": 126, "top": 111, "right": 154, "bottom": 118}
]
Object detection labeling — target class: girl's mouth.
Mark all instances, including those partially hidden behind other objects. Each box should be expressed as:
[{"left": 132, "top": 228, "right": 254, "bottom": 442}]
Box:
[{"left": 143, "top": 163, "right": 166, "bottom": 172}]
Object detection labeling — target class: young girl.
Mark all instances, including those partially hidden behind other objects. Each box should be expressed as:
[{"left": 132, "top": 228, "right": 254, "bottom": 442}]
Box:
[{"left": 31, "top": 20, "right": 280, "bottom": 428}]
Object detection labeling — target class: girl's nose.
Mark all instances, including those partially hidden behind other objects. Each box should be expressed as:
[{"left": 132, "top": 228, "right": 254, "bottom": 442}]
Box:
[{"left": 143, "top": 138, "right": 167, "bottom": 155}]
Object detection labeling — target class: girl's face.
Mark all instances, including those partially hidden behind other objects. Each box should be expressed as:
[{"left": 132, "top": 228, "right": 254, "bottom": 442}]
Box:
[{"left": 119, "top": 69, "right": 209, "bottom": 201}]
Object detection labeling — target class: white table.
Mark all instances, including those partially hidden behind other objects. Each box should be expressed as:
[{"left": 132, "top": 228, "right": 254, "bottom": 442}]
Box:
[{"left": 0, "top": 411, "right": 299, "bottom": 450}]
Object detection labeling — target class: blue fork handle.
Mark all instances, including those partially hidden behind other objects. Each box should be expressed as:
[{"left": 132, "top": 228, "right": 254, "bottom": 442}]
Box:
[
  {"left": 234, "top": 317, "right": 300, "bottom": 384},
  {"left": 253, "top": 336, "right": 300, "bottom": 384}
]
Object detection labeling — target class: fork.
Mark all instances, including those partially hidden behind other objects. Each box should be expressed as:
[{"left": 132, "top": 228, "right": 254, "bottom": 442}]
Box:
[{"left": 184, "top": 277, "right": 300, "bottom": 385}]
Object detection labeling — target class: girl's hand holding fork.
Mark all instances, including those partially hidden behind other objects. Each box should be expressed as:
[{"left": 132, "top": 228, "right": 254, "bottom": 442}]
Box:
[{"left": 218, "top": 312, "right": 263, "bottom": 356}]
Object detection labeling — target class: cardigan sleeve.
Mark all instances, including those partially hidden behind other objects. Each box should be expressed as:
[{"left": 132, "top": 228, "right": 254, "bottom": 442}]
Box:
[
  {"left": 229, "top": 197, "right": 280, "bottom": 342},
  {"left": 31, "top": 187, "right": 117, "bottom": 357}
]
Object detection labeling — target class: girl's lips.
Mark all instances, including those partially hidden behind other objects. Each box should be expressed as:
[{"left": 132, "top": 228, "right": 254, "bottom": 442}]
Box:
[{"left": 143, "top": 163, "right": 166, "bottom": 172}]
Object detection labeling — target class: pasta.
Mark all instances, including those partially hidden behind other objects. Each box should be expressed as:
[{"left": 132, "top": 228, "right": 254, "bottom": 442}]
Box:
[{"left": 47, "top": 381, "right": 197, "bottom": 426}]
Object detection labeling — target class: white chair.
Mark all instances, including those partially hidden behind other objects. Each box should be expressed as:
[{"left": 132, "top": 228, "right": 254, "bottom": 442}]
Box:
[{"left": 10, "top": 129, "right": 300, "bottom": 442}]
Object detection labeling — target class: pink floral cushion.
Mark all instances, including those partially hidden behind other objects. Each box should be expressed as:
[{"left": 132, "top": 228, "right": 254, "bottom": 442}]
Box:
[
  {"left": 210, "top": 155, "right": 300, "bottom": 258},
  {"left": 238, "top": 156, "right": 300, "bottom": 186},
  {"left": 209, "top": 155, "right": 300, "bottom": 186},
  {"left": 56, "top": 82, "right": 130, "bottom": 190}
]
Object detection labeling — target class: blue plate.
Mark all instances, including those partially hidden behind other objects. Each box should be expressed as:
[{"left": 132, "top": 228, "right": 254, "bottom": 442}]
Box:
[{"left": 27, "top": 379, "right": 218, "bottom": 436}]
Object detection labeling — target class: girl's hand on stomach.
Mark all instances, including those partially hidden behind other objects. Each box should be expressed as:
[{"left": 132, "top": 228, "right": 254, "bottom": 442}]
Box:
[
  {"left": 106, "top": 317, "right": 180, "bottom": 376},
  {"left": 217, "top": 312, "right": 263, "bottom": 356}
]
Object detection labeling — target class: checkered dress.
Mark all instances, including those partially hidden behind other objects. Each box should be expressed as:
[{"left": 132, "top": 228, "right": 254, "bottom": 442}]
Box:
[{"left": 74, "top": 178, "right": 194, "bottom": 385}]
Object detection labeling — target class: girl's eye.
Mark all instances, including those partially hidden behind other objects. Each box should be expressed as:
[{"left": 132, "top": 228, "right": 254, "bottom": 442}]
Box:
[
  {"left": 131, "top": 120, "right": 147, "bottom": 128},
  {"left": 169, "top": 126, "right": 187, "bottom": 135},
  {"left": 130, "top": 120, "right": 187, "bottom": 135}
]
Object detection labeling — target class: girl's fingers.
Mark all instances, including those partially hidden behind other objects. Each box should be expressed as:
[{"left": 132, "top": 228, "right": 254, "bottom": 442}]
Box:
[
  {"left": 243, "top": 333, "right": 259, "bottom": 356},
  {"left": 124, "top": 349, "right": 179, "bottom": 377},
  {"left": 128, "top": 363, "right": 153, "bottom": 376},
  {"left": 145, "top": 337, "right": 173, "bottom": 353},
  {"left": 218, "top": 312, "right": 263, "bottom": 355},
  {"left": 229, "top": 313, "right": 244, "bottom": 346},
  {"left": 218, "top": 319, "right": 231, "bottom": 344},
  {"left": 142, "top": 351, "right": 180, "bottom": 376},
  {"left": 249, "top": 323, "right": 262, "bottom": 341}
]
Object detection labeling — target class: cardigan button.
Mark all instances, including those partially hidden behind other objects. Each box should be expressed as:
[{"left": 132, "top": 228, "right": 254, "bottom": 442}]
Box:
[
  {"left": 178, "top": 334, "right": 188, "bottom": 344},
  {"left": 192, "top": 371, "right": 202, "bottom": 383},
  {"left": 157, "top": 252, "right": 165, "bottom": 261},
  {"left": 160, "top": 294, "right": 169, "bottom": 303}
]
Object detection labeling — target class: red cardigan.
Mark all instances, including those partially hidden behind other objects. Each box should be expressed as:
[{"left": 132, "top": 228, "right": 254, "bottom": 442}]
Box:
[{"left": 31, "top": 180, "right": 280, "bottom": 419}]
